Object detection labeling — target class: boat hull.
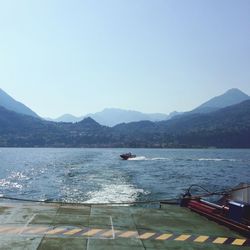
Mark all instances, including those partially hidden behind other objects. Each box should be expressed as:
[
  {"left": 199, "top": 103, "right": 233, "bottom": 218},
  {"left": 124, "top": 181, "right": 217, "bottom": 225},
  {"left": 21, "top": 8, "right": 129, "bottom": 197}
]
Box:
[{"left": 120, "top": 154, "right": 136, "bottom": 160}]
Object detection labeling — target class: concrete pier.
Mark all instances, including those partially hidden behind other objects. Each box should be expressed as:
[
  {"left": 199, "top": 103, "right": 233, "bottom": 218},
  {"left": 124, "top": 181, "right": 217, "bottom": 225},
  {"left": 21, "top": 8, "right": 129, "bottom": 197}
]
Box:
[{"left": 0, "top": 201, "right": 248, "bottom": 249}]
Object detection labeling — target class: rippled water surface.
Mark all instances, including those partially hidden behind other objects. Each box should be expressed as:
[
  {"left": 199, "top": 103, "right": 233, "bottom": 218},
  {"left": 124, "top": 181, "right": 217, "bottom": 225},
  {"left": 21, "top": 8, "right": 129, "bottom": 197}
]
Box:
[{"left": 0, "top": 148, "right": 249, "bottom": 203}]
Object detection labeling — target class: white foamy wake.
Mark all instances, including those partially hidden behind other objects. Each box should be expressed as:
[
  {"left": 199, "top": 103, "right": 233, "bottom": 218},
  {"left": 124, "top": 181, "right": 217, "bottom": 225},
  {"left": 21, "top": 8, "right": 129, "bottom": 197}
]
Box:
[
  {"left": 128, "top": 156, "right": 169, "bottom": 161},
  {"left": 9, "top": 171, "right": 30, "bottom": 180},
  {"left": 85, "top": 183, "right": 149, "bottom": 204},
  {"left": 128, "top": 156, "right": 146, "bottom": 161},
  {"left": 0, "top": 171, "right": 29, "bottom": 190},
  {"left": 197, "top": 158, "right": 237, "bottom": 162},
  {"left": 151, "top": 157, "right": 170, "bottom": 161},
  {"left": 0, "top": 179, "right": 23, "bottom": 189}
]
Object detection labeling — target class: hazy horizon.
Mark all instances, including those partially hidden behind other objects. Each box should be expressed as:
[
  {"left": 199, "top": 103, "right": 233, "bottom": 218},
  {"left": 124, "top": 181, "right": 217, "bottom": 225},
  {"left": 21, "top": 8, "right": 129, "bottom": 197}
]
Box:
[
  {"left": 1, "top": 87, "right": 249, "bottom": 119},
  {"left": 26, "top": 87, "right": 250, "bottom": 119},
  {"left": 0, "top": 0, "right": 250, "bottom": 118}
]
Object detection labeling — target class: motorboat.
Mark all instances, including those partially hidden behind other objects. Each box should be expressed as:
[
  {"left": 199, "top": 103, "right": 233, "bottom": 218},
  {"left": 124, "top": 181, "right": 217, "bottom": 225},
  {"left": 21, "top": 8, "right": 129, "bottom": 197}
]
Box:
[{"left": 120, "top": 152, "right": 136, "bottom": 160}]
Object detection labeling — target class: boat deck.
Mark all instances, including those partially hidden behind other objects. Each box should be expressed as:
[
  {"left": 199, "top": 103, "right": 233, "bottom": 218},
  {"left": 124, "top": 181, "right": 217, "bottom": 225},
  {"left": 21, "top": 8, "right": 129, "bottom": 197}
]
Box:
[{"left": 0, "top": 200, "right": 249, "bottom": 249}]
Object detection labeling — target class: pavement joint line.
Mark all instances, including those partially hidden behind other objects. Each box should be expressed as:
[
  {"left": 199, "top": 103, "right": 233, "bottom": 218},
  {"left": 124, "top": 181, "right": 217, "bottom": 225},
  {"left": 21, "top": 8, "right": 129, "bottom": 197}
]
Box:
[
  {"left": 86, "top": 238, "right": 90, "bottom": 250},
  {"left": 86, "top": 206, "right": 91, "bottom": 250},
  {"left": 110, "top": 216, "right": 115, "bottom": 239},
  {"left": 4, "top": 204, "right": 22, "bottom": 224},
  {"left": 0, "top": 224, "right": 248, "bottom": 247},
  {"left": 19, "top": 213, "right": 37, "bottom": 235}
]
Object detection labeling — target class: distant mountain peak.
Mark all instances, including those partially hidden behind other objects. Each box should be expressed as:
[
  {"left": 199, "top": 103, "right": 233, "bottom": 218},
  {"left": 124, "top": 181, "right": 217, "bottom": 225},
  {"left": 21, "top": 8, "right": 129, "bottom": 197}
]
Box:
[
  {"left": 85, "top": 108, "right": 169, "bottom": 126},
  {"left": 49, "top": 108, "right": 169, "bottom": 126},
  {"left": 192, "top": 88, "right": 249, "bottom": 113},
  {"left": 55, "top": 113, "right": 82, "bottom": 123},
  {"left": 225, "top": 88, "right": 245, "bottom": 94},
  {"left": 78, "top": 117, "right": 100, "bottom": 126},
  {"left": 81, "top": 117, "right": 97, "bottom": 122},
  {"left": 223, "top": 88, "right": 249, "bottom": 98}
]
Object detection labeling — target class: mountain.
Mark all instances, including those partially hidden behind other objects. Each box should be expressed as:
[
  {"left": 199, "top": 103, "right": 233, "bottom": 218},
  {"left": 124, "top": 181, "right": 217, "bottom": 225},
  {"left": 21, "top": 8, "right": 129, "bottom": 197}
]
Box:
[
  {"left": 48, "top": 88, "right": 249, "bottom": 125},
  {"left": 158, "top": 99, "right": 250, "bottom": 133},
  {"left": 0, "top": 106, "right": 45, "bottom": 134},
  {"left": 0, "top": 88, "right": 39, "bottom": 118},
  {"left": 0, "top": 106, "right": 62, "bottom": 147},
  {"left": 0, "top": 100, "right": 250, "bottom": 147},
  {"left": 75, "top": 117, "right": 103, "bottom": 131},
  {"left": 54, "top": 114, "right": 83, "bottom": 123},
  {"left": 51, "top": 108, "right": 168, "bottom": 126},
  {"left": 1, "top": 89, "right": 250, "bottom": 148},
  {"left": 161, "top": 99, "right": 250, "bottom": 147},
  {"left": 112, "top": 100, "right": 250, "bottom": 147},
  {"left": 85, "top": 108, "right": 168, "bottom": 126},
  {"left": 0, "top": 106, "right": 112, "bottom": 147},
  {"left": 192, "top": 88, "right": 250, "bottom": 114}
]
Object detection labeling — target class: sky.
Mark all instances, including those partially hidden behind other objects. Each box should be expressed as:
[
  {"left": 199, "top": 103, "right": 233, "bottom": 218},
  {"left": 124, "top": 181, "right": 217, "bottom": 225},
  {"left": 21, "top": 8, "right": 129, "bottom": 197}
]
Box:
[{"left": 0, "top": 0, "right": 250, "bottom": 118}]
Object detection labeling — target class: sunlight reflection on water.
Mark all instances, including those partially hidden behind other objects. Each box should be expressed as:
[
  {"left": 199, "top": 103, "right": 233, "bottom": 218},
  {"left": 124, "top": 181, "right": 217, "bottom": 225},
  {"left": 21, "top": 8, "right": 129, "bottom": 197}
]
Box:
[{"left": 0, "top": 148, "right": 249, "bottom": 203}]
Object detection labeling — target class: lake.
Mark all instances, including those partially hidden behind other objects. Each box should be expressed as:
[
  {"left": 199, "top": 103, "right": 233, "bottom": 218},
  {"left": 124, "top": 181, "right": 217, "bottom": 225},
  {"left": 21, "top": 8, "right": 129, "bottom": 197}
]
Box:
[{"left": 0, "top": 148, "right": 249, "bottom": 204}]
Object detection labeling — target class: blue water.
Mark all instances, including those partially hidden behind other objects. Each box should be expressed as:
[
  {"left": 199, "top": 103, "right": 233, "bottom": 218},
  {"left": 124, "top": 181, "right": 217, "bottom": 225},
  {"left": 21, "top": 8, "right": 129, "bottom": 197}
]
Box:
[{"left": 0, "top": 148, "right": 249, "bottom": 203}]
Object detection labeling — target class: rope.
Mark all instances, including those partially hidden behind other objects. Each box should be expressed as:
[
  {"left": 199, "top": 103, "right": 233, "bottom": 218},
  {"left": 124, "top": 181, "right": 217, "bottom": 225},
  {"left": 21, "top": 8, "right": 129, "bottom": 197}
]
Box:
[
  {"left": 225, "top": 183, "right": 250, "bottom": 193},
  {"left": 186, "top": 184, "right": 212, "bottom": 195},
  {"left": 0, "top": 195, "right": 179, "bottom": 206},
  {"left": 185, "top": 183, "right": 250, "bottom": 199},
  {"left": 1, "top": 184, "right": 249, "bottom": 205}
]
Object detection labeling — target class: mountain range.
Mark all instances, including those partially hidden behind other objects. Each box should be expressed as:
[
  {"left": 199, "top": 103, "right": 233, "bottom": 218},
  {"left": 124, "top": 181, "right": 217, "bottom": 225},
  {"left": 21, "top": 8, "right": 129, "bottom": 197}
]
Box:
[
  {"left": 1, "top": 87, "right": 249, "bottom": 127},
  {"left": 48, "top": 108, "right": 170, "bottom": 126},
  {"left": 48, "top": 88, "right": 250, "bottom": 126},
  {"left": 0, "top": 87, "right": 249, "bottom": 148}
]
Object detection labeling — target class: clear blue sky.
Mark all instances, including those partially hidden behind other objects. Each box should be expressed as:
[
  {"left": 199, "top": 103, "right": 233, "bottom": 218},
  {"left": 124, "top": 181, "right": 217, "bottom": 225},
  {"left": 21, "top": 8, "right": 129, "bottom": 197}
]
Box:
[{"left": 0, "top": 0, "right": 249, "bottom": 118}]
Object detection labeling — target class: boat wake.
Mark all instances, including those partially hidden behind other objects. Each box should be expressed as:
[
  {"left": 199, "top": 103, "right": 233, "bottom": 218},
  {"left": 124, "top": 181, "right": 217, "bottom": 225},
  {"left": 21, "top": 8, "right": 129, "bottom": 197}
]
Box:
[
  {"left": 127, "top": 156, "right": 238, "bottom": 162},
  {"left": 128, "top": 156, "right": 147, "bottom": 161},
  {"left": 151, "top": 157, "right": 170, "bottom": 161},
  {"left": 84, "top": 183, "right": 149, "bottom": 204},
  {"left": 197, "top": 158, "right": 238, "bottom": 162},
  {"left": 128, "top": 156, "right": 169, "bottom": 161}
]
